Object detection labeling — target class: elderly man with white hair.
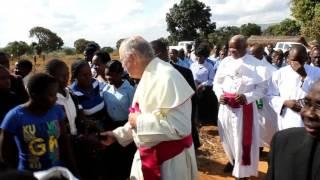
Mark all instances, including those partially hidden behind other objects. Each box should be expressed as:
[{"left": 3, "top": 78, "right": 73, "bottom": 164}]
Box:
[{"left": 99, "top": 36, "right": 198, "bottom": 180}]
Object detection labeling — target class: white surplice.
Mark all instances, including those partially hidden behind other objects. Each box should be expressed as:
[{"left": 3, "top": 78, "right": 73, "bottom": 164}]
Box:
[
  {"left": 214, "top": 54, "right": 268, "bottom": 178},
  {"left": 257, "top": 58, "right": 278, "bottom": 147},
  {"left": 112, "top": 58, "right": 198, "bottom": 180},
  {"left": 268, "top": 64, "right": 320, "bottom": 130}
]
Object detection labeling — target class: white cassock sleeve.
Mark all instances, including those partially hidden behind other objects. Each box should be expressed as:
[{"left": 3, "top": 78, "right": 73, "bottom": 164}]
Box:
[
  {"left": 267, "top": 72, "right": 286, "bottom": 115},
  {"left": 135, "top": 99, "right": 192, "bottom": 147},
  {"left": 112, "top": 99, "right": 192, "bottom": 147},
  {"left": 112, "top": 122, "right": 134, "bottom": 146}
]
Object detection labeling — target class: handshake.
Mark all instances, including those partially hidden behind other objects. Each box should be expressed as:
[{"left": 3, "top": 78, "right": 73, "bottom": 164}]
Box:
[{"left": 97, "top": 131, "right": 117, "bottom": 146}]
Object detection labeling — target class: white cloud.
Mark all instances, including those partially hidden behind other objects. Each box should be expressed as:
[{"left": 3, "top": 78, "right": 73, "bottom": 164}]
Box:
[{"left": 0, "top": 0, "right": 291, "bottom": 48}]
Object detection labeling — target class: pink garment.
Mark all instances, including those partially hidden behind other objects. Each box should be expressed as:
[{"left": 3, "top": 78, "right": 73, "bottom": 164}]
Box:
[
  {"left": 138, "top": 135, "right": 193, "bottom": 180},
  {"left": 129, "top": 102, "right": 193, "bottom": 179},
  {"left": 223, "top": 92, "right": 253, "bottom": 165}
]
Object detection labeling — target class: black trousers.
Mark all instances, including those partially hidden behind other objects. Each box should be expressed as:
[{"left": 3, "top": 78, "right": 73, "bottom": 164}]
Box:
[{"left": 197, "top": 86, "right": 219, "bottom": 125}]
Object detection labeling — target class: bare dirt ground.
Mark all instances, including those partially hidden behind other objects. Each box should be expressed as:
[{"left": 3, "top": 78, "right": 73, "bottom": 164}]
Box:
[{"left": 197, "top": 126, "right": 268, "bottom": 180}]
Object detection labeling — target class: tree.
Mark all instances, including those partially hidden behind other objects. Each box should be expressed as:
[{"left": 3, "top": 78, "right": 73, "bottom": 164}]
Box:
[
  {"left": 207, "top": 26, "right": 240, "bottom": 47},
  {"left": 240, "top": 23, "right": 261, "bottom": 37},
  {"left": 301, "top": 16, "right": 320, "bottom": 41},
  {"left": 4, "top": 41, "right": 30, "bottom": 57},
  {"left": 290, "top": 0, "right": 320, "bottom": 40},
  {"left": 291, "top": 0, "right": 320, "bottom": 25},
  {"left": 101, "top": 47, "right": 114, "bottom": 54},
  {"left": 74, "top": 38, "right": 90, "bottom": 54},
  {"left": 29, "top": 26, "right": 64, "bottom": 52},
  {"left": 166, "top": 0, "right": 216, "bottom": 44},
  {"left": 263, "top": 18, "right": 301, "bottom": 36},
  {"left": 63, "top": 47, "right": 76, "bottom": 55}
]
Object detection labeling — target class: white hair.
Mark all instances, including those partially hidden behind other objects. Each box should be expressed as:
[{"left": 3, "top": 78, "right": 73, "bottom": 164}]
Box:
[{"left": 120, "top": 36, "right": 155, "bottom": 61}]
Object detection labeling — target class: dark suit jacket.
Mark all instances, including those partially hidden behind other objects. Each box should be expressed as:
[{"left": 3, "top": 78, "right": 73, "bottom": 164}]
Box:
[
  {"left": 267, "top": 127, "right": 320, "bottom": 180},
  {"left": 170, "top": 63, "right": 196, "bottom": 91}
]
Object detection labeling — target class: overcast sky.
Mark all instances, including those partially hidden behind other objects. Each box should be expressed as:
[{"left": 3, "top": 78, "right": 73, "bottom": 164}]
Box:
[{"left": 0, "top": 0, "right": 291, "bottom": 48}]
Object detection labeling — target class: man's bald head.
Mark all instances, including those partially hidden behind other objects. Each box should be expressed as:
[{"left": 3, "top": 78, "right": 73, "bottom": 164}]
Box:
[
  {"left": 229, "top": 35, "right": 247, "bottom": 59},
  {"left": 288, "top": 45, "right": 308, "bottom": 65},
  {"left": 250, "top": 44, "right": 264, "bottom": 60}
]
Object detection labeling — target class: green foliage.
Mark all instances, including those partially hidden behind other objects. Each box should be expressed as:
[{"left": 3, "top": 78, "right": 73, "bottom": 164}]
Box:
[
  {"left": 29, "top": 26, "right": 64, "bottom": 52},
  {"left": 291, "top": 0, "right": 318, "bottom": 24},
  {"left": 207, "top": 26, "right": 240, "bottom": 47},
  {"left": 301, "top": 16, "right": 320, "bottom": 41},
  {"left": 263, "top": 18, "right": 301, "bottom": 36},
  {"left": 290, "top": 0, "right": 320, "bottom": 40},
  {"left": 166, "top": 0, "right": 215, "bottom": 44},
  {"left": 63, "top": 47, "right": 76, "bottom": 55},
  {"left": 240, "top": 23, "right": 261, "bottom": 37},
  {"left": 101, "top": 47, "right": 114, "bottom": 53},
  {"left": 3, "top": 41, "right": 30, "bottom": 57}
]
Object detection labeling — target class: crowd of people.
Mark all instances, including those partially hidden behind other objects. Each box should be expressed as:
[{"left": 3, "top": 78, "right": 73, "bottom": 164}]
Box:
[{"left": 0, "top": 34, "right": 320, "bottom": 180}]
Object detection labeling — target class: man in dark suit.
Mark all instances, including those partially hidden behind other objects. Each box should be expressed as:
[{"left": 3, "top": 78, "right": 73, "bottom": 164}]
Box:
[
  {"left": 150, "top": 39, "right": 201, "bottom": 149},
  {"left": 267, "top": 80, "right": 320, "bottom": 180}
]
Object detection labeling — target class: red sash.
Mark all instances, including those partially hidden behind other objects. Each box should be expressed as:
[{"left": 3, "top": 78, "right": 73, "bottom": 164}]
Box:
[
  {"left": 138, "top": 135, "right": 193, "bottom": 180},
  {"left": 223, "top": 92, "right": 253, "bottom": 165},
  {"left": 129, "top": 103, "right": 193, "bottom": 179}
]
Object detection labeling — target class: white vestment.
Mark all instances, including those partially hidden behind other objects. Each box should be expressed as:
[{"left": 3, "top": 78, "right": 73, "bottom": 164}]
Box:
[
  {"left": 112, "top": 58, "right": 198, "bottom": 180},
  {"left": 268, "top": 64, "right": 320, "bottom": 130},
  {"left": 214, "top": 54, "right": 268, "bottom": 178},
  {"left": 257, "top": 58, "right": 278, "bottom": 147}
]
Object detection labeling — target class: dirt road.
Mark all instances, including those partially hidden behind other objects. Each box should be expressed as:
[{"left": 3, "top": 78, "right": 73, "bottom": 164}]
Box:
[{"left": 197, "top": 126, "right": 268, "bottom": 180}]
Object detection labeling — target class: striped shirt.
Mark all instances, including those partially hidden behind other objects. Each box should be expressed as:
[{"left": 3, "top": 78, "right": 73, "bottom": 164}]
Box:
[{"left": 69, "top": 79, "right": 105, "bottom": 116}]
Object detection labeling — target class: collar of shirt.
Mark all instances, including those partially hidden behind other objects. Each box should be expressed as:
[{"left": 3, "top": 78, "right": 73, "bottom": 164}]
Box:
[{"left": 105, "top": 80, "right": 131, "bottom": 92}]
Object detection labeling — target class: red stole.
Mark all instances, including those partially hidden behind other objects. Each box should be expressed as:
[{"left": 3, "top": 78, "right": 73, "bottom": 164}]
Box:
[
  {"left": 138, "top": 135, "right": 193, "bottom": 180},
  {"left": 223, "top": 92, "right": 253, "bottom": 165}
]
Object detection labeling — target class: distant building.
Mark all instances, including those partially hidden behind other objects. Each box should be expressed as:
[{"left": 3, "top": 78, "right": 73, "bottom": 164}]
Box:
[{"left": 247, "top": 35, "right": 309, "bottom": 47}]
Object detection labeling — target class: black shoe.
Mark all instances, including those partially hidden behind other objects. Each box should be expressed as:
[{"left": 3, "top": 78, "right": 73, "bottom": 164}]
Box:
[
  {"left": 236, "top": 178, "right": 249, "bottom": 180},
  {"left": 223, "top": 162, "right": 234, "bottom": 173}
]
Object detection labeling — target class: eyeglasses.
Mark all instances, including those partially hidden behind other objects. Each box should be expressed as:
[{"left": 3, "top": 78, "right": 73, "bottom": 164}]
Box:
[{"left": 298, "top": 98, "right": 320, "bottom": 110}]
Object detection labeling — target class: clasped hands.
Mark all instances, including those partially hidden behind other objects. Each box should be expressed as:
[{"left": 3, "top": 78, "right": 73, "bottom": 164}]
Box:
[{"left": 220, "top": 94, "right": 247, "bottom": 105}]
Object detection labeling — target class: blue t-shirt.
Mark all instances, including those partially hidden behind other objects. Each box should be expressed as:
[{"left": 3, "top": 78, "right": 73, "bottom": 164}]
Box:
[{"left": 1, "top": 105, "right": 65, "bottom": 171}]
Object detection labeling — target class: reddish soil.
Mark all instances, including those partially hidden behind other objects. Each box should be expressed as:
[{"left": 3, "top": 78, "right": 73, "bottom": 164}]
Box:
[{"left": 197, "top": 126, "right": 268, "bottom": 180}]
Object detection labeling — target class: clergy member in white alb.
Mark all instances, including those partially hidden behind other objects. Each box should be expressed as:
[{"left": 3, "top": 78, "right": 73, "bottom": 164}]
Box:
[
  {"left": 249, "top": 44, "right": 278, "bottom": 147},
  {"left": 99, "top": 36, "right": 198, "bottom": 180},
  {"left": 268, "top": 45, "right": 320, "bottom": 130},
  {"left": 214, "top": 35, "right": 268, "bottom": 179}
]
